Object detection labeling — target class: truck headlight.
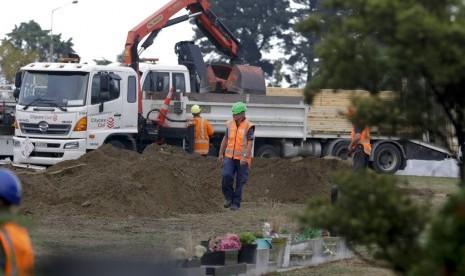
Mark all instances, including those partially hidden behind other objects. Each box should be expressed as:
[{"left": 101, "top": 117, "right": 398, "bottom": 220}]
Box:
[{"left": 64, "top": 142, "right": 79, "bottom": 149}]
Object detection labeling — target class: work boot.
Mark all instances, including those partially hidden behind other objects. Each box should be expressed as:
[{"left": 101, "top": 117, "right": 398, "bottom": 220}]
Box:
[
  {"left": 230, "top": 205, "right": 239, "bottom": 211},
  {"left": 223, "top": 200, "right": 232, "bottom": 208}
]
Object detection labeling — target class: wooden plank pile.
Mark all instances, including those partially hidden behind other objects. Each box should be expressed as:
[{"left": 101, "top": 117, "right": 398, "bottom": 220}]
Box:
[{"left": 266, "top": 87, "right": 393, "bottom": 135}]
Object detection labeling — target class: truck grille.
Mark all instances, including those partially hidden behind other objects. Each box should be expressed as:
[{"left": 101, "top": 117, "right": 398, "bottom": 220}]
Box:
[{"left": 20, "top": 123, "right": 72, "bottom": 135}]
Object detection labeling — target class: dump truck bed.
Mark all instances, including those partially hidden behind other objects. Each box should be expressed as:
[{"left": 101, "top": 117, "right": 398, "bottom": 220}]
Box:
[{"left": 142, "top": 92, "right": 309, "bottom": 139}]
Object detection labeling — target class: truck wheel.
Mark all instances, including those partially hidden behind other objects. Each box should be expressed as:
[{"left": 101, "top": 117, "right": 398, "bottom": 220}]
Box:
[
  {"left": 108, "top": 140, "right": 126, "bottom": 149},
  {"left": 255, "top": 145, "right": 279, "bottom": 158},
  {"left": 332, "top": 141, "right": 350, "bottom": 160},
  {"left": 372, "top": 143, "right": 402, "bottom": 174}
]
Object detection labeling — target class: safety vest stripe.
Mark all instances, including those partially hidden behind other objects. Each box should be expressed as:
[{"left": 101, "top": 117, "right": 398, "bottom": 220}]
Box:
[
  {"left": 1, "top": 229, "right": 18, "bottom": 276},
  {"left": 195, "top": 139, "right": 209, "bottom": 144},
  {"left": 225, "top": 121, "right": 235, "bottom": 156},
  {"left": 242, "top": 122, "right": 250, "bottom": 150},
  {"left": 195, "top": 148, "right": 209, "bottom": 154},
  {"left": 200, "top": 118, "right": 205, "bottom": 140}
]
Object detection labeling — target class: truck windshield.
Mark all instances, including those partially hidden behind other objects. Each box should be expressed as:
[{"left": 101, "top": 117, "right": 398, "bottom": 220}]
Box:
[{"left": 18, "top": 71, "right": 89, "bottom": 107}]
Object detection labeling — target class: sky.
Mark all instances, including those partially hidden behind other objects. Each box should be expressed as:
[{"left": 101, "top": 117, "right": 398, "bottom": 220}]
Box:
[{"left": 1, "top": 0, "right": 195, "bottom": 65}]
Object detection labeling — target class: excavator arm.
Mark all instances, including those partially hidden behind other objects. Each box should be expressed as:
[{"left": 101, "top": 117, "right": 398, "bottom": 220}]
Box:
[
  {"left": 124, "top": 0, "right": 240, "bottom": 70},
  {"left": 124, "top": 0, "right": 265, "bottom": 115}
]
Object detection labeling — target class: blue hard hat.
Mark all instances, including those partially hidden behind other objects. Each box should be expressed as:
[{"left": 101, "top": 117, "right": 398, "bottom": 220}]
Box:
[{"left": 0, "top": 168, "right": 22, "bottom": 205}]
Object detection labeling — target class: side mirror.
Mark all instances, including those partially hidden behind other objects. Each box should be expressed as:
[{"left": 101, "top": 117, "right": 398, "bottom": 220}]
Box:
[
  {"left": 100, "top": 74, "right": 110, "bottom": 92},
  {"left": 98, "top": 91, "right": 110, "bottom": 113},
  {"left": 14, "top": 71, "right": 22, "bottom": 88},
  {"left": 13, "top": 88, "right": 20, "bottom": 99},
  {"left": 99, "top": 91, "right": 110, "bottom": 102}
]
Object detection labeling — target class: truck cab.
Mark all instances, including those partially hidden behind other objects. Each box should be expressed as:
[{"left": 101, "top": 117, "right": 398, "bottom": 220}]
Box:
[
  {"left": 13, "top": 62, "right": 139, "bottom": 165},
  {"left": 12, "top": 61, "right": 193, "bottom": 166}
]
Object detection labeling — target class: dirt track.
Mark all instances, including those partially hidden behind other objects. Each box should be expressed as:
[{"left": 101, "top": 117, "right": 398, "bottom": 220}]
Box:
[{"left": 6, "top": 144, "right": 350, "bottom": 218}]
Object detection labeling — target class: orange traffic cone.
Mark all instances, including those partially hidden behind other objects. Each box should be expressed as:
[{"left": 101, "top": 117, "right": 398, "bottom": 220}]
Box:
[{"left": 156, "top": 86, "right": 174, "bottom": 127}]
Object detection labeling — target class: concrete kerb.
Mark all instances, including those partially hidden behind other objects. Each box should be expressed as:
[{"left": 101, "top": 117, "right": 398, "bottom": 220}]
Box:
[{"left": 284, "top": 236, "right": 353, "bottom": 270}]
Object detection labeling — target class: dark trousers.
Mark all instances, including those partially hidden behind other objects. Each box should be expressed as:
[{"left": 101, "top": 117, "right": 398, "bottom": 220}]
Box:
[
  {"left": 353, "top": 145, "right": 369, "bottom": 172},
  {"left": 222, "top": 158, "right": 249, "bottom": 208}
]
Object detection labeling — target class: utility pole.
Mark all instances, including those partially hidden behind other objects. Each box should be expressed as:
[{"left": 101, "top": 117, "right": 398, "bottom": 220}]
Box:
[{"left": 49, "top": 1, "right": 78, "bottom": 62}]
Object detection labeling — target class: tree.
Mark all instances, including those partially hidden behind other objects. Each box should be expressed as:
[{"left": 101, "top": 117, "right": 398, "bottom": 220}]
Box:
[
  {"left": 192, "top": 0, "right": 292, "bottom": 78},
  {"left": 0, "top": 20, "right": 75, "bottom": 82},
  {"left": 271, "top": 59, "right": 284, "bottom": 87},
  {"left": 6, "top": 21, "right": 49, "bottom": 58},
  {"left": 410, "top": 188, "right": 465, "bottom": 275},
  {"left": 295, "top": 0, "right": 465, "bottom": 273},
  {"left": 0, "top": 40, "right": 39, "bottom": 83},
  {"left": 296, "top": 0, "right": 465, "bottom": 185},
  {"left": 281, "top": 0, "right": 320, "bottom": 87}
]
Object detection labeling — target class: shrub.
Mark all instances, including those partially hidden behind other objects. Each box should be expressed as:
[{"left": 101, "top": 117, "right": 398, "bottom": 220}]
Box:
[
  {"left": 297, "top": 170, "right": 430, "bottom": 273},
  {"left": 294, "top": 227, "right": 322, "bottom": 242},
  {"left": 238, "top": 232, "right": 257, "bottom": 245},
  {"left": 409, "top": 188, "right": 465, "bottom": 275}
]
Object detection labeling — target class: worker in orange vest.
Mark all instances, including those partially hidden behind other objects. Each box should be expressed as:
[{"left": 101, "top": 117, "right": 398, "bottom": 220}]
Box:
[
  {"left": 218, "top": 102, "right": 255, "bottom": 211},
  {"left": 189, "top": 105, "right": 214, "bottom": 156},
  {"left": 347, "top": 108, "right": 372, "bottom": 171},
  {"left": 0, "top": 168, "right": 34, "bottom": 276}
]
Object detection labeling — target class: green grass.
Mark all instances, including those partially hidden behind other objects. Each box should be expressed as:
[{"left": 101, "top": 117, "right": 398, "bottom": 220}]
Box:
[{"left": 398, "top": 175, "right": 459, "bottom": 195}]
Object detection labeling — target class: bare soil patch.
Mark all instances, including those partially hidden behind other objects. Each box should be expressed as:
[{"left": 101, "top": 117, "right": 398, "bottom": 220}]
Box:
[{"left": 13, "top": 144, "right": 350, "bottom": 218}]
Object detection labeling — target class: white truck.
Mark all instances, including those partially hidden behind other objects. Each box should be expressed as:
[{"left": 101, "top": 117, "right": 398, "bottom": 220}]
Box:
[
  {"left": 0, "top": 86, "right": 16, "bottom": 158},
  {"left": 12, "top": 61, "right": 452, "bottom": 174}
]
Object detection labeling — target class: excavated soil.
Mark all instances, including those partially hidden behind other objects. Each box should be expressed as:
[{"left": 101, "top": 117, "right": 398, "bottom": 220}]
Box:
[{"left": 8, "top": 144, "right": 350, "bottom": 218}]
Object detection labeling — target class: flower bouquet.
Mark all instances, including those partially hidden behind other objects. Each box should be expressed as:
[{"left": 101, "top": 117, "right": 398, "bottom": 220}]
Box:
[
  {"left": 208, "top": 233, "right": 242, "bottom": 252},
  {"left": 201, "top": 233, "right": 241, "bottom": 265}
]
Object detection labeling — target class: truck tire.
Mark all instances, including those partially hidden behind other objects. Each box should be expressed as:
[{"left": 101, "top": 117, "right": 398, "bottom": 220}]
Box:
[
  {"left": 332, "top": 141, "right": 350, "bottom": 160},
  {"left": 372, "top": 143, "right": 402, "bottom": 174},
  {"left": 108, "top": 140, "right": 126, "bottom": 150},
  {"left": 255, "top": 145, "right": 279, "bottom": 158}
]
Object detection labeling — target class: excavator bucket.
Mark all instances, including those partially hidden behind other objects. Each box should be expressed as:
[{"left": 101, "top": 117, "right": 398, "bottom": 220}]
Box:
[
  {"left": 199, "top": 65, "right": 229, "bottom": 93},
  {"left": 226, "top": 64, "right": 266, "bottom": 95},
  {"left": 200, "top": 64, "right": 266, "bottom": 95}
]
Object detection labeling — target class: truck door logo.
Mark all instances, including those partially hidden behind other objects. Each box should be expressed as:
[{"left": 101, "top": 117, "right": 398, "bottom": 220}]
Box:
[
  {"left": 107, "top": 117, "right": 114, "bottom": 129},
  {"left": 38, "top": 122, "right": 49, "bottom": 133}
]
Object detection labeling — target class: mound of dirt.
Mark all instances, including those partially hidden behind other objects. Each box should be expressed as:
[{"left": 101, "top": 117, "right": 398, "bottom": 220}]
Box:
[{"left": 14, "top": 144, "right": 350, "bottom": 218}]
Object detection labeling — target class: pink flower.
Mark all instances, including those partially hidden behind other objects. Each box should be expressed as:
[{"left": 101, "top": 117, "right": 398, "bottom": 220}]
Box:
[{"left": 208, "top": 233, "right": 242, "bottom": 252}]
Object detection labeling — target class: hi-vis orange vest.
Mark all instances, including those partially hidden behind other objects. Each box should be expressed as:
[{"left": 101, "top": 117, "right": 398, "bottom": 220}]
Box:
[
  {"left": 224, "top": 119, "right": 254, "bottom": 165},
  {"left": 190, "top": 117, "right": 214, "bottom": 156},
  {"left": 351, "top": 126, "right": 372, "bottom": 155},
  {"left": 0, "top": 222, "right": 34, "bottom": 276}
]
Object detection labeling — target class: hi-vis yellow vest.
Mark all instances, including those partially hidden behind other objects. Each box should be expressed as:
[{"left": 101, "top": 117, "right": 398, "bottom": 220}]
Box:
[
  {"left": 190, "top": 117, "right": 214, "bottom": 156},
  {"left": 0, "top": 222, "right": 34, "bottom": 276},
  {"left": 224, "top": 119, "right": 254, "bottom": 165}
]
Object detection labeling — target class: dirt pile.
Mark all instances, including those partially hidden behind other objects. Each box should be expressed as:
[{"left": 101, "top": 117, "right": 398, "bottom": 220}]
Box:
[{"left": 11, "top": 144, "right": 350, "bottom": 218}]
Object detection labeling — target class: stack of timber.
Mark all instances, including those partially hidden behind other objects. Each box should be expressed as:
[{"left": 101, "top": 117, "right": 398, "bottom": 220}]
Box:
[{"left": 266, "top": 87, "right": 393, "bottom": 135}]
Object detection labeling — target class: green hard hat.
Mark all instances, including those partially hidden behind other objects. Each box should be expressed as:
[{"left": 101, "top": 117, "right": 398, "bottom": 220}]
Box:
[{"left": 231, "top": 102, "right": 247, "bottom": 114}]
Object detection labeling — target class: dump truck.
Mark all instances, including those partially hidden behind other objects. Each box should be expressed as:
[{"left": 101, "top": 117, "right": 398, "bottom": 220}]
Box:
[{"left": 11, "top": 60, "right": 452, "bottom": 174}]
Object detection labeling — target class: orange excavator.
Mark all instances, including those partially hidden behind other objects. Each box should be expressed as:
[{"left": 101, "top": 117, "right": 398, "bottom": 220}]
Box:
[{"left": 124, "top": 0, "right": 266, "bottom": 117}]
